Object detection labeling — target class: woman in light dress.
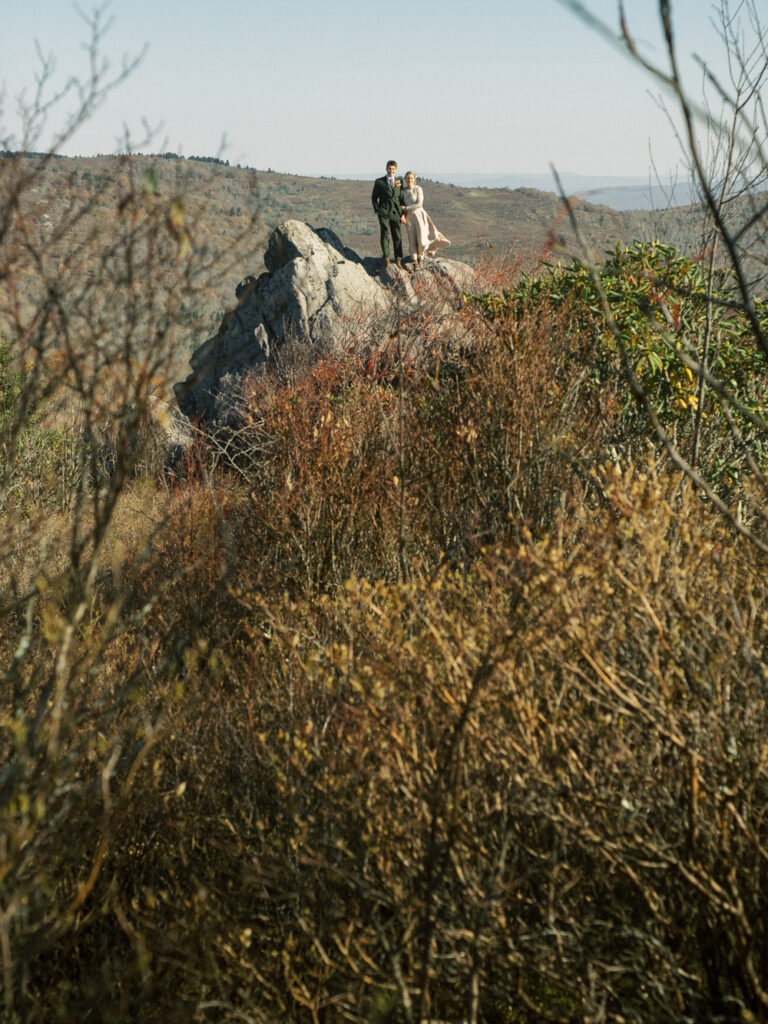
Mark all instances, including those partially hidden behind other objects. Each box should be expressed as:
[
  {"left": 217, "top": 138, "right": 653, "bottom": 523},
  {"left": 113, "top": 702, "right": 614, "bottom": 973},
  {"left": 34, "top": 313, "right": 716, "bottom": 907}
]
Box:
[{"left": 403, "top": 171, "right": 450, "bottom": 265}]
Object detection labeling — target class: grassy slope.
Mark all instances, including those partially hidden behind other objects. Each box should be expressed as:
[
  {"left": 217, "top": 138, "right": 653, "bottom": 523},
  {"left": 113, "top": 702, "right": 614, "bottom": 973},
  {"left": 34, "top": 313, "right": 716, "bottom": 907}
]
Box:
[{"left": 16, "top": 152, "right": 656, "bottom": 305}]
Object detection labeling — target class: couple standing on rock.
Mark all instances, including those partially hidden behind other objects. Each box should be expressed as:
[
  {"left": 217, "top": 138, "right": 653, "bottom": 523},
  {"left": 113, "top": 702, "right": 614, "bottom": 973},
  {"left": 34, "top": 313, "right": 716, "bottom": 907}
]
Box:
[{"left": 371, "top": 160, "right": 450, "bottom": 268}]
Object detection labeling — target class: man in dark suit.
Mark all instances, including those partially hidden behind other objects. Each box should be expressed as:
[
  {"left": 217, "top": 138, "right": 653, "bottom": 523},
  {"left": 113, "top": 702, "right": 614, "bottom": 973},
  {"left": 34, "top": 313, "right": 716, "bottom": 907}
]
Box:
[{"left": 371, "top": 160, "right": 407, "bottom": 268}]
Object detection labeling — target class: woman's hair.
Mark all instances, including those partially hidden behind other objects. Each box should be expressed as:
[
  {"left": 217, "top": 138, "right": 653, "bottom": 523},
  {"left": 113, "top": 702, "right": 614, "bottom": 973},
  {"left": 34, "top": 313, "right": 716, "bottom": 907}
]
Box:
[{"left": 404, "top": 170, "right": 417, "bottom": 182}]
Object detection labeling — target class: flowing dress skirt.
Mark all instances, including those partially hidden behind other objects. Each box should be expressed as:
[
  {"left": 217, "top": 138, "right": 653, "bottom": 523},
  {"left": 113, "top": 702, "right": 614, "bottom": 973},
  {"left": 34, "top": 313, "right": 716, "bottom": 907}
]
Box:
[{"left": 406, "top": 208, "right": 450, "bottom": 257}]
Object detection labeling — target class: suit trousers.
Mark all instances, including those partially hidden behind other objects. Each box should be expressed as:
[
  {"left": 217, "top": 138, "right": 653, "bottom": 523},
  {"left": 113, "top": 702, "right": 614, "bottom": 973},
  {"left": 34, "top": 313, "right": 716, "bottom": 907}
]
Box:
[{"left": 378, "top": 217, "right": 403, "bottom": 259}]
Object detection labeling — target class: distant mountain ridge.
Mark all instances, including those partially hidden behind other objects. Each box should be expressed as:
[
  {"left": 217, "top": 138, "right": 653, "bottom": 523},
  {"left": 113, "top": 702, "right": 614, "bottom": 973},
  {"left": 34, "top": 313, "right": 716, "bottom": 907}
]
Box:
[{"left": 343, "top": 171, "right": 696, "bottom": 212}]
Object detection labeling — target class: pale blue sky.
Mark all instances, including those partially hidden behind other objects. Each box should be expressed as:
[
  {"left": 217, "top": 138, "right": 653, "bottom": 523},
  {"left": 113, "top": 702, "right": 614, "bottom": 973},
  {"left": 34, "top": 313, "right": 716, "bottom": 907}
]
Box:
[{"left": 1, "top": 0, "right": 739, "bottom": 181}]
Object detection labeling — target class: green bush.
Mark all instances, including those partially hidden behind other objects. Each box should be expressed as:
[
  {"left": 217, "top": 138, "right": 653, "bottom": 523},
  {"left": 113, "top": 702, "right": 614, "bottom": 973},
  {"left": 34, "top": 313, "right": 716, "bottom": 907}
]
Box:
[{"left": 467, "top": 240, "right": 768, "bottom": 495}]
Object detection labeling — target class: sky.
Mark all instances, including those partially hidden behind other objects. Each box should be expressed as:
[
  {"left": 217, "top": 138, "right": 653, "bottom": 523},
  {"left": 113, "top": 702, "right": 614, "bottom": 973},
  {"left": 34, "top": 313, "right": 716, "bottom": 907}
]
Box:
[{"left": 0, "top": 0, "right": 743, "bottom": 185}]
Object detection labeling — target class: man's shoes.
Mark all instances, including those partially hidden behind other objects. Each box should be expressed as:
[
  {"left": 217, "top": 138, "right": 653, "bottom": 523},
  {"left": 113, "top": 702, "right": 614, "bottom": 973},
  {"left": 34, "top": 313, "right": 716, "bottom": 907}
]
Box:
[
  {"left": 384, "top": 257, "right": 391, "bottom": 267},
  {"left": 396, "top": 258, "right": 403, "bottom": 269}
]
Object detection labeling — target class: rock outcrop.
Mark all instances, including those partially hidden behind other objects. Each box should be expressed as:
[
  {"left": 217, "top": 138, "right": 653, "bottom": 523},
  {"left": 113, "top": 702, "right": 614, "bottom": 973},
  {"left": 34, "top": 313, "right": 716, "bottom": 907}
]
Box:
[{"left": 173, "top": 220, "right": 476, "bottom": 426}]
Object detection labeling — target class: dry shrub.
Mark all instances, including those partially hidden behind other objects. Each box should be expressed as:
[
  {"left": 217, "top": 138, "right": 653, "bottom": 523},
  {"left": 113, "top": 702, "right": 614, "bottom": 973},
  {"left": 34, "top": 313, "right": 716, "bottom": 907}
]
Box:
[
  {"left": 210, "top": 299, "right": 621, "bottom": 598},
  {"left": 218, "top": 463, "right": 768, "bottom": 1023},
  {"left": 11, "top": 456, "right": 765, "bottom": 1023},
  {"left": 0, "top": 39, "right": 263, "bottom": 1021},
  {"left": 232, "top": 354, "right": 407, "bottom": 590},
  {"left": 403, "top": 296, "right": 618, "bottom": 562}
]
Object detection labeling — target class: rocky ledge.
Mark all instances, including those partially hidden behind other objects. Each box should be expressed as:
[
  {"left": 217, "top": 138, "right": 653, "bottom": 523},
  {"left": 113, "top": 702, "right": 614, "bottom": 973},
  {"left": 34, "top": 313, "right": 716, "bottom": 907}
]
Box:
[{"left": 173, "top": 220, "right": 476, "bottom": 427}]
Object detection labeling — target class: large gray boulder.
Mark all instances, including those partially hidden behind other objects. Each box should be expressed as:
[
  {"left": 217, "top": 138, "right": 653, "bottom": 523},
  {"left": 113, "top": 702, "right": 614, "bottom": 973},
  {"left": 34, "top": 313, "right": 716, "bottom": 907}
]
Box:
[{"left": 173, "top": 220, "right": 475, "bottom": 425}]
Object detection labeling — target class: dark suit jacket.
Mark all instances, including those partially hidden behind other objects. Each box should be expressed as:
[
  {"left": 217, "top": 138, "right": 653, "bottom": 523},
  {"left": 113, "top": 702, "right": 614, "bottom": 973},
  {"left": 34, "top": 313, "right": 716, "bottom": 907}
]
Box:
[{"left": 372, "top": 175, "right": 406, "bottom": 222}]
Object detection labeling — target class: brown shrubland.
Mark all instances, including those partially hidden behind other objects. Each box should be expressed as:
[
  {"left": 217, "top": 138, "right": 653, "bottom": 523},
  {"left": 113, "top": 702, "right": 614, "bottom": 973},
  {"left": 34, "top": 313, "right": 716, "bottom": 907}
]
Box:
[{"left": 4, "top": 281, "right": 768, "bottom": 1021}]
